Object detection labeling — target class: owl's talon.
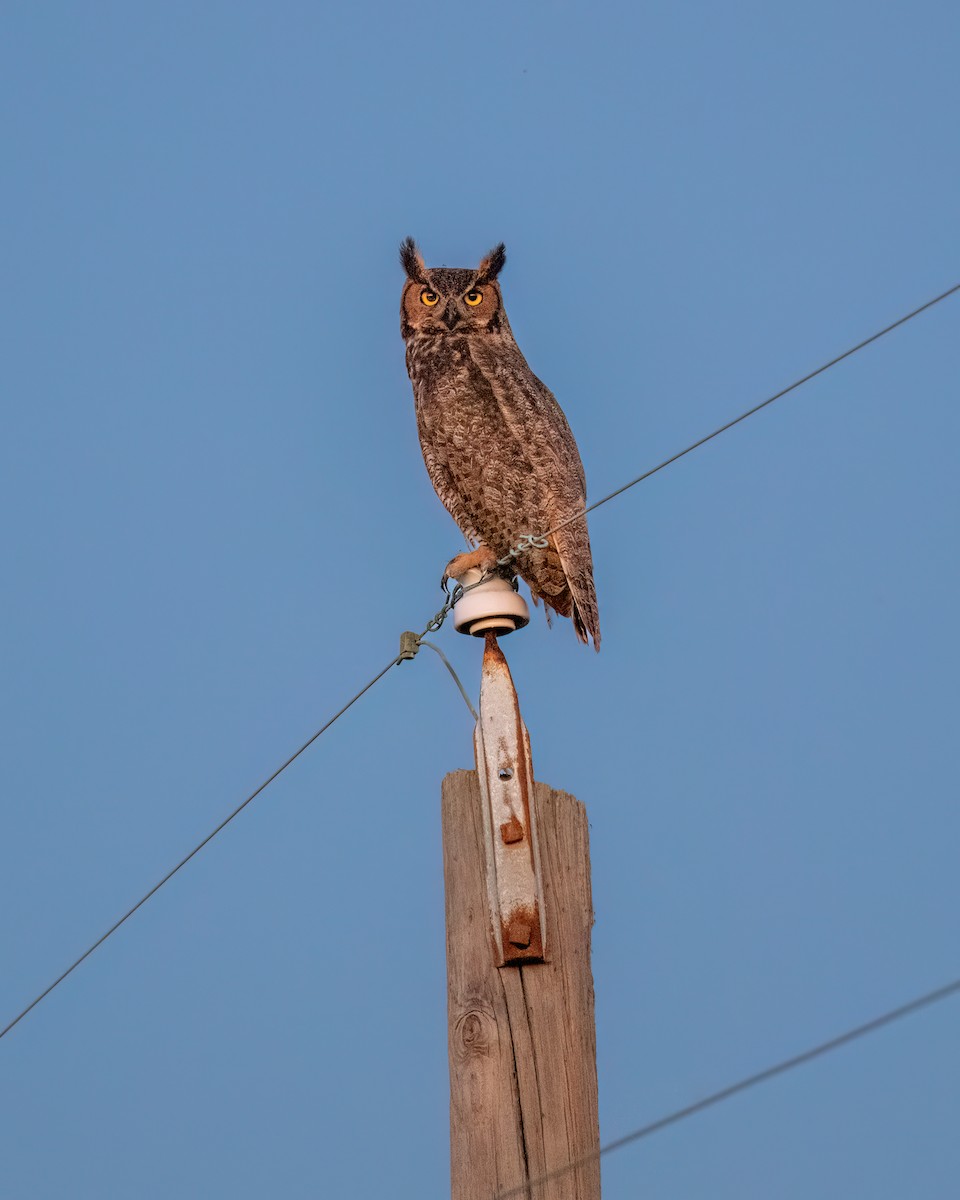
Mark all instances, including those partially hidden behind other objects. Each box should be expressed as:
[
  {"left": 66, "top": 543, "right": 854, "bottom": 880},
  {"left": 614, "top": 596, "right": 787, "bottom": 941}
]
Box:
[{"left": 444, "top": 546, "right": 498, "bottom": 582}]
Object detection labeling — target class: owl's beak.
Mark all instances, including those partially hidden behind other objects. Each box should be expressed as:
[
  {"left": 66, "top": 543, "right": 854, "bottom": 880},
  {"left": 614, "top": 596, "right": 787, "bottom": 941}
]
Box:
[{"left": 441, "top": 302, "right": 461, "bottom": 330}]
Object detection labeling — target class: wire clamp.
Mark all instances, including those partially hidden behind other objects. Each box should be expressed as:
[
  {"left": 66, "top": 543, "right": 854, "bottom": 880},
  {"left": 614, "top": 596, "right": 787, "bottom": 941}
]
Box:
[
  {"left": 398, "top": 630, "right": 420, "bottom": 662},
  {"left": 497, "top": 532, "right": 550, "bottom": 568}
]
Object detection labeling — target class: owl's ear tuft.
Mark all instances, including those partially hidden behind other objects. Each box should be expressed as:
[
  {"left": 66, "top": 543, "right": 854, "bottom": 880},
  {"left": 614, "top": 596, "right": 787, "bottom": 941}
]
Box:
[
  {"left": 400, "top": 237, "right": 428, "bottom": 283},
  {"left": 476, "top": 242, "right": 506, "bottom": 284}
]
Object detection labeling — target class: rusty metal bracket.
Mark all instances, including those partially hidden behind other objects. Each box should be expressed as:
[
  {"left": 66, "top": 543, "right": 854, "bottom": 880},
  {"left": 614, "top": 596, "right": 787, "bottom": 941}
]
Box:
[{"left": 473, "top": 632, "right": 546, "bottom": 966}]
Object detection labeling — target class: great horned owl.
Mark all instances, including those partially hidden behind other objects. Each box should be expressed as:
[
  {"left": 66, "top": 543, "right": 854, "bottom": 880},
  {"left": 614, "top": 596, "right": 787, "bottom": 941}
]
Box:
[{"left": 400, "top": 238, "right": 600, "bottom": 649}]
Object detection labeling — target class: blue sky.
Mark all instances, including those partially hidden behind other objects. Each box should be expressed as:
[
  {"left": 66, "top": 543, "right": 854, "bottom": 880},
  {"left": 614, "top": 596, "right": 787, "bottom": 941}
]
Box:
[{"left": 2, "top": 2, "right": 958, "bottom": 1196}]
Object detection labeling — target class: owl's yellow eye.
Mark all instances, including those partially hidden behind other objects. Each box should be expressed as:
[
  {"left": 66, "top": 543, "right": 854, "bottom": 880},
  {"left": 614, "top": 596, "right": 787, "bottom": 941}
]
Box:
[
  {"left": 464, "top": 290, "right": 483, "bottom": 306},
  {"left": 420, "top": 289, "right": 439, "bottom": 306}
]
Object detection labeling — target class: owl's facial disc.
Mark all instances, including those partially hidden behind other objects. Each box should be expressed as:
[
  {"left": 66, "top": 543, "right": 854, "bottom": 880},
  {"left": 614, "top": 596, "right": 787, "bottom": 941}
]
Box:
[{"left": 400, "top": 260, "right": 502, "bottom": 339}]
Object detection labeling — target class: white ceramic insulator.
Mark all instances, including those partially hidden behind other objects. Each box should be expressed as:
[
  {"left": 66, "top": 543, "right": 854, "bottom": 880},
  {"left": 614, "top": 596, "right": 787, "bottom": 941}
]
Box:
[{"left": 453, "top": 568, "right": 530, "bottom": 637}]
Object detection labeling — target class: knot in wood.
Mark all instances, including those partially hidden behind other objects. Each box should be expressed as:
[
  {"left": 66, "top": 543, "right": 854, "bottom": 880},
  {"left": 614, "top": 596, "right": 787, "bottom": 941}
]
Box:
[{"left": 455, "top": 1009, "right": 492, "bottom": 1057}]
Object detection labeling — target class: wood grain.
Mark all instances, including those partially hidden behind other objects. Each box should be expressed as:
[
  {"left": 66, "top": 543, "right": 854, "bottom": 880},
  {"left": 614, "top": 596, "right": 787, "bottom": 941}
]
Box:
[{"left": 443, "top": 769, "right": 600, "bottom": 1198}]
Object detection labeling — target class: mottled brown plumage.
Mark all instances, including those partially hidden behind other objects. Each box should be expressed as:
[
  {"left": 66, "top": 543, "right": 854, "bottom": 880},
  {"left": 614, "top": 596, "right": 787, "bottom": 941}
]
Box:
[{"left": 400, "top": 238, "right": 600, "bottom": 648}]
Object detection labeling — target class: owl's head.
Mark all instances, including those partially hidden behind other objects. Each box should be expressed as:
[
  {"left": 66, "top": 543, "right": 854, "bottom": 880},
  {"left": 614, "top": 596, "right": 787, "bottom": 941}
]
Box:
[{"left": 399, "top": 238, "right": 507, "bottom": 339}]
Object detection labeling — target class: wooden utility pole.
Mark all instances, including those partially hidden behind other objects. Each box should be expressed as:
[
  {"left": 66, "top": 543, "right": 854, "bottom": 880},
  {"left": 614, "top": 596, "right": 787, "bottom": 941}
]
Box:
[{"left": 442, "top": 630, "right": 600, "bottom": 1199}]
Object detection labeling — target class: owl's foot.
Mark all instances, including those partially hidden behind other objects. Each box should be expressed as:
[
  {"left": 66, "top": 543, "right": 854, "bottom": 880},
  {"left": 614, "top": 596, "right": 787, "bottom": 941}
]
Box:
[{"left": 443, "top": 545, "right": 498, "bottom": 582}]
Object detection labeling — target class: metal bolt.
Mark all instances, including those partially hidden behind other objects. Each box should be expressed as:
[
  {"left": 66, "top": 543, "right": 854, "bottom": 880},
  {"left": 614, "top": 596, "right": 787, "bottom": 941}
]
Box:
[
  {"left": 500, "top": 817, "right": 525, "bottom": 845},
  {"left": 507, "top": 919, "right": 532, "bottom": 949}
]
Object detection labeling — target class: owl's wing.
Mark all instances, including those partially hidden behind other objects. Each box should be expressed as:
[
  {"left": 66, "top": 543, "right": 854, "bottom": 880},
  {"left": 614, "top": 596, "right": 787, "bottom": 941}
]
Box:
[
  {"left": 468, "top": 338, "right": 600, "bottom": 648},
  {"left": 468, "top": 338, "right": 586, "bottom": 505}
]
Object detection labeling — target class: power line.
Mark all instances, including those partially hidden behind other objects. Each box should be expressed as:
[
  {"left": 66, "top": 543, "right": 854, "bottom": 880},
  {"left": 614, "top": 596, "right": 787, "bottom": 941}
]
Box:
[
  {"left": 417, "top": 639, "right": 479, "bottom": 721},
  {"left": 496, "top": 975, "right": 960, "bottom": 1198},
  {"left": 494, "top": 278, "right": 960, "bottom": 568},
  {"left": 4, "top": 279, "right": 957, "bottom": 1043},
  {"left": 0, "top": 575, "right": 468, "bottom": 1044},
  {"left": 525, "top": 279, "right": 960, "bottom": 548},
  {"left": 0, "top": 653, "right": 403, "bottom": 1043}
]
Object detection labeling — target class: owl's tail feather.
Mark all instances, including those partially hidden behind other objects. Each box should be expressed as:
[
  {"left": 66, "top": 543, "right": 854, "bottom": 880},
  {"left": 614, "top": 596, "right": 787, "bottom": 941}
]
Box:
[{"left": 546, "top": 522, "right": 601, "bottom": 651}]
